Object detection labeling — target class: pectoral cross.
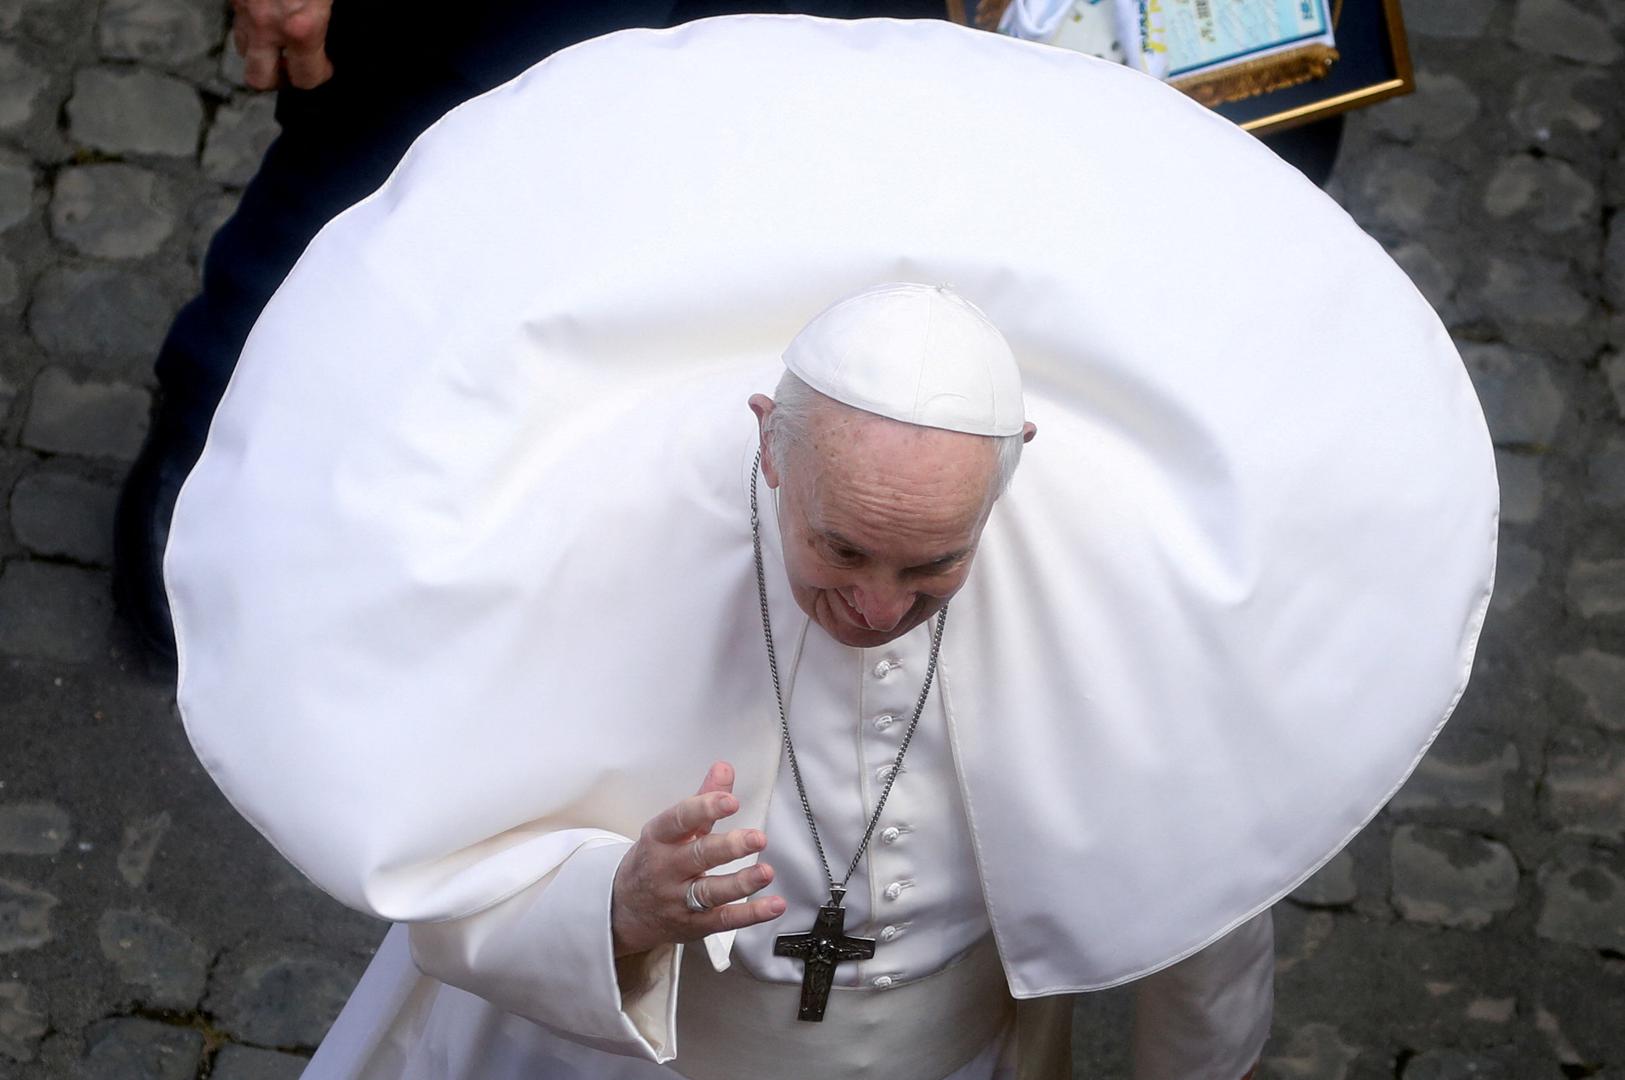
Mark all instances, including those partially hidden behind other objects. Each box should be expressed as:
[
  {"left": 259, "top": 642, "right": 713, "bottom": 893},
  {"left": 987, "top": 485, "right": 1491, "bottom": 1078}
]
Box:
[{"left": 772, "top": 888, "right": 876, "bottom": 1022}]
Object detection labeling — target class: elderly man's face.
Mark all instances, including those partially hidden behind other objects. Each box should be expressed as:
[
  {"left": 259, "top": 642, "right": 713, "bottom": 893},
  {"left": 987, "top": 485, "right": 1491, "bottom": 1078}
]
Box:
[{"left": 750, "top": 395, "right": 1000, "bottom": 649}]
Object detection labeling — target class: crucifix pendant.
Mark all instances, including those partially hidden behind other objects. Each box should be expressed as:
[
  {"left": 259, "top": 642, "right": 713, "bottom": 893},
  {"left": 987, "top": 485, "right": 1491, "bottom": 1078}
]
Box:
[{"left": 772, "top": 888, "right": 877, "bottom": 1022}]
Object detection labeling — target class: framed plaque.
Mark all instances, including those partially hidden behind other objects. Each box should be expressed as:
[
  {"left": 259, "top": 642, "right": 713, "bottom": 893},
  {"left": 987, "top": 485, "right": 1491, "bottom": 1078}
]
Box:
[{"left": 948, "top": 0, "right": 1414, "bottom": 134}]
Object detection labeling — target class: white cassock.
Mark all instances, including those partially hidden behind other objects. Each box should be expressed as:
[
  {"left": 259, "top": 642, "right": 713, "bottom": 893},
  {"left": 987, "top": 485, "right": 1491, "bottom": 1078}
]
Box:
[
  {"left": 300, "top": 444, "right": 1277, "bottom": 1079},
  {"left": 162, "top": 15, "right": 1497, "bottom": 1080}
]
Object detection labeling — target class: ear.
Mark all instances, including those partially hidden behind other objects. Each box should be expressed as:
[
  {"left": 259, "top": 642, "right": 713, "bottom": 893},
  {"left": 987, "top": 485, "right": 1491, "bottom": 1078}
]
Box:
[
  {"left": 1021, "top": 421, "right": 1037, "bottom": 445},
  {"left": 748, "top": 394, "right": 782, "bottom": 489}
]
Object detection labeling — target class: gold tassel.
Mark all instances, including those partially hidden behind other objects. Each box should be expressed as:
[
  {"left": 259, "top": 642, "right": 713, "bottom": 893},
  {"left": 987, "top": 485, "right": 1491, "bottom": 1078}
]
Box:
[{"left": 1171, "top": 44, "right": 1340, "bottom": 106}]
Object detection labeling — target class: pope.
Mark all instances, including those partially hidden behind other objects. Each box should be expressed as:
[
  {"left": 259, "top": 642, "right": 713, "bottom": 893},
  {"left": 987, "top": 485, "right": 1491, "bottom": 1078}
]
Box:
[
  {"left": 291, "top": 283, "right": 1279, "bottom": 1079},
  {"left": 164, "top": 15, "right": 1497, "bottom": 1080}
]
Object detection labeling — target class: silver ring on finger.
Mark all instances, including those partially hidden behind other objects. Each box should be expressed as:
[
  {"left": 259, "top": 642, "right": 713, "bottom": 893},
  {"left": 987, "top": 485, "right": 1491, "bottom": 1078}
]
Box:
[{"left": 685, "top": 878, "right": 713, "bottom": 913}]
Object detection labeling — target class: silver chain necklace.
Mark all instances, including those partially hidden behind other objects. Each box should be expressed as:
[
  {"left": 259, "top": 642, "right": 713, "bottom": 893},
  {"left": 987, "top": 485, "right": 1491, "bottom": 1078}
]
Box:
[
  {"left": 752, "top": 449, "right": 950, "bottom": 1021},
  {"left": 749, "top": 449, "right": 948, "bottom": 901}
]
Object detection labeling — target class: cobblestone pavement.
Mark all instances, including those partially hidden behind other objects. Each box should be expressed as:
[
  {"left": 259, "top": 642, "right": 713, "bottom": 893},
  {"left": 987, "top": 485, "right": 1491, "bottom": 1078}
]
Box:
[{"left": 1, "top": 0, "right": 1622, "bottom": 1076}]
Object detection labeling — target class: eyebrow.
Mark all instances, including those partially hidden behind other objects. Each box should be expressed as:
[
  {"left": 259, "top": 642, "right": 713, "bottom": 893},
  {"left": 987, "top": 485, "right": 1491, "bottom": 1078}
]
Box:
[{"left": 820, "top": 530, "right": 973, "bottom": 571}]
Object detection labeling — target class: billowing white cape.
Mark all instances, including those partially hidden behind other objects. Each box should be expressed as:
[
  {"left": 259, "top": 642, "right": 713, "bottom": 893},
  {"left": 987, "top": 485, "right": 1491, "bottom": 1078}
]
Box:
[{"left": 167, "top": 15, "right": 1497, "bottom": 997}]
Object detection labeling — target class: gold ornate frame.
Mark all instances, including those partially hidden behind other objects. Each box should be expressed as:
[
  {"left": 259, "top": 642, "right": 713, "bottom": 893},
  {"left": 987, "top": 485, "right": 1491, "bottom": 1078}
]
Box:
[{"left": 944, "top": 0, "right": 1414, "bottom": 134}]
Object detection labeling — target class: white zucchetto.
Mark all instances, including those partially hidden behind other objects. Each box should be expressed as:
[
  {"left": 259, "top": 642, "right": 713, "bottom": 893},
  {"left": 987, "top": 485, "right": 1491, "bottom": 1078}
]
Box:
[{"left": 783, "top": 282, "right": 1027, "bottom": 437}]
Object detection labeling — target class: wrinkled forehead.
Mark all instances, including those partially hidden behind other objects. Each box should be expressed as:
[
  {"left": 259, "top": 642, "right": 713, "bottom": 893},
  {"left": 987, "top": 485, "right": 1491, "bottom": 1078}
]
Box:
[{"left": 794, "top": 407, "right": 1000, "bottom": 533}]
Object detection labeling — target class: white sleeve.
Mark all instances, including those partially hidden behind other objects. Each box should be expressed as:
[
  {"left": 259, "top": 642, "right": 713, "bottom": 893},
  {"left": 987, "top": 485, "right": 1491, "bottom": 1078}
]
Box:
[
  {"left": 1130, "top": 908, "right": 1274, "bottom": 1080},
  {"left": 406, "top": 837, "right": 683, "bottom": 1063}
]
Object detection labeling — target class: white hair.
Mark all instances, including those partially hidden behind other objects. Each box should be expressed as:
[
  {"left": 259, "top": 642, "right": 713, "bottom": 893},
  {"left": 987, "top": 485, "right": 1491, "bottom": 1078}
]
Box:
[{"left": 763, "top": 370, "right": 1025, "bottom": 500}]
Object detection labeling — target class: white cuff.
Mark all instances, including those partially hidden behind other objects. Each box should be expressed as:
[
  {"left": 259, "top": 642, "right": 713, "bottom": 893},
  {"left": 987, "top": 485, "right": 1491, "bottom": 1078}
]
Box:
[{"left": 407, "top": 838, "right": 681, "bottom": 1062}]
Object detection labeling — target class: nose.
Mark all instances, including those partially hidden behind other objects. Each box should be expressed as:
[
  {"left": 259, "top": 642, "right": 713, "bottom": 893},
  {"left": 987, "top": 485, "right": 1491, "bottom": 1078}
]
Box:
[{"left": 846, "top": 584, "right": 914, "bottom": 633}]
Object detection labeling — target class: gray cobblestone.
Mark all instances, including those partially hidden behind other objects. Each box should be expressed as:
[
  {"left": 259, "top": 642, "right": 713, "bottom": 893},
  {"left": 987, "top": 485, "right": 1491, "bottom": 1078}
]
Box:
[
  {"left": 1606, "top": 216, "right": 1623, "bottom": 309},
  {"left": 1406, "top": 0, "right": 1494, "bottom": 37},
  {"left": 1459, "top": 344, "right": 1564, "bottom": 447},
  {"left": 1567, "top": 557, "right": 1625, "bottom": 619},
  {"left": 1401, "top": 1048, "right": 1516, "bottom": 1079},
  {"left": 78, "top": 1016, "right": 202, "bottom": 1080},
  {"left": 210, "top": 1044, "right": 309, "bottom": 1080},
  {"left": 1290, "top": 850, "right": 1357, "bottom": 907},
  {"left": 0, "top": 877, "right": 58, "bottom": 953},
  {"left": 1589, "top": 436, "right": 1625, "bottom": 507},
  {"left": 217, "top": 40, "right": 248, "bottom": 87},
  {"left": 0, "top": 801, "right": 70, "bottom": 855},
  {"left": 1343, "top": 146, "right": 1462, "bottom": 234},
  {"left": 0, "top": 981, "right": 47, "bottom": 1063},
  {"left": 66, "top": 66, "right": 203, "bottom": 157},
  {"left": 1260, "top": 1022, "right": 1360, "bottom": 1080},
  {"left": 0, "top": 561, "right": 112, "bottom": 662},
  {"left": 203, "top": 96, "right": 280, "bottom": 186},
  {"left": 0, "top": 0, "right": 93, "bottom": 43},
  {"left": 1489, "top": 540, "right": 1541, "bottom": 614},
  {"left": 1512, "top": 0, "right": 1623, "bottom": 64},
  {"left": 1607, "top": 351, "right": 1625, "bottom": 420},
  {"left": 1509, "top": 68, "right": 1613, "bottom": 156},
  {"left": 0, "top": 252, "right": 15, "bottom": 307},
  {"left": 1495, "top": 450, "right": 1544, "bottom": 525},
  {"left": 1472, "top": 254, "right": 1593, "bottom": 334},
  {"left": 1369, "top": 71, "right": 1480, "bottom": 143},
  {"left": 116, "top": 811, "right": 172, "bottom": 888},
  {"left": 1482, "top": 155, "right": 1597, "bottom": 234},
  {"left": 98, "top": 0, "right": 224, "bottom": 66},
  {"left": 1542, "top": 727, "right": 1623, "bottom": 837},
  {"left": 1390, "top": 240, "right": 1458, "bottom": 314},
  {"left": 207, "top": 951, "right": 360, "bottom": 1048},
  {"left": 21, "top": 367, "right": 149, "bottom": 460},
  {"left": 49, "top": 164, "right": 180, "bottom": 260},
  {"left": 0, "top": 149, "right": 34, "bottom": 232},
  {"left": 1390, "top": 735, "right": 1519, "bottom": 816},
  {"left": 1390, "top": 825, "right": 1519, "bottom": 929},
  {"left": 96, "top": 908, "right": 209, "bottom": 1010},
  {"left": 0, "top": 42, "right": 50, "bottom": 132},
  {"left": 29, "top": 265, "right": 176, "bottom": 361},
  {"left": 1556, "top": 648, "right": 1625, "bottom": 731},
  {"left": 1536, "top": 849, "right": 1625, "bottom": 951},
  {"left": 9, "top": 469, "right": 118, "bottom": 564}
]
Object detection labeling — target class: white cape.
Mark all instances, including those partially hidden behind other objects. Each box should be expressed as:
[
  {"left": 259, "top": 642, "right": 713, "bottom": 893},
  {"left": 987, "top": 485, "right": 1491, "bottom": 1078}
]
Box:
[{"left": 167, "top": 15, "right": 1497, "bottom": 997}]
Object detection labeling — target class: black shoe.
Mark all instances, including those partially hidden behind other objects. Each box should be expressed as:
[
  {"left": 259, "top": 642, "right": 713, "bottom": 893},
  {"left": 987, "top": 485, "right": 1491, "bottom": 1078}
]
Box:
[{"left": 114, "top": 406, "right": 206, "bottom": 664}]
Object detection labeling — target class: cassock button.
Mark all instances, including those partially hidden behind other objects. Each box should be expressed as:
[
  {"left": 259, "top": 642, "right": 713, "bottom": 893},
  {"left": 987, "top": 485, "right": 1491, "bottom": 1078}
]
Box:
[
  {"left": 880, "top": 826, "right": 901, "bottom": 844},
  {"left": 873, "top": 659, "right": 900, "bottom": 678},
  {"left": 880, "top": 925, "right": 899, "bottom": 941},
  {"left": 884, "top": 882, "right": 904, "bottom": 901},
  {"left": 875, "top": 764, "right": 899, "bottom": 782},
  {"left": 872, "top": 975, "right": 894, "bottom": 989},
  {"left": 873, "top": 714, "right": 895, "bottom": 732}
]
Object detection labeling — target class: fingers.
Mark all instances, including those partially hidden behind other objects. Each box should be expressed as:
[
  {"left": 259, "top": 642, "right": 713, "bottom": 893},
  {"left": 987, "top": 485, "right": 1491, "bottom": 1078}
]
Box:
[
  {"left": 695, "top": 761, "right": 735, "bottom": 797},
  {"left": 690, "top": 827, "right": 765, "bottom": 873},
  {"left": 694, "top": 861, "right": 775, "bottom": 909},
  {"left": 646, "top": 790, "right": 737, "bottom": 844},
  {"left": 231, "top": 0, "right": 334, "bottom": 91},
  {"left": 241, "top": 41, "right": 284, "bottom": 90},
  {"left": 281, "top": 4, "right": 333, "bottom": 89},
  {"left": 706, "top": 895, "right": 787, "bottom": 933},
  {"left": 690, "top": 761, "right": 735, "bottom": 836}
]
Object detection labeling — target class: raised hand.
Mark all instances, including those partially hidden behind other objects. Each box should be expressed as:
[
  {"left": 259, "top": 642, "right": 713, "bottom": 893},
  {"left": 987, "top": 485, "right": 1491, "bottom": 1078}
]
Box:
[
  {"left": 231, "top": 0, "right": 334, "bottom": 91},
  {"left": 610, "top": 761, "right": 786, "bottom": 958}
]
